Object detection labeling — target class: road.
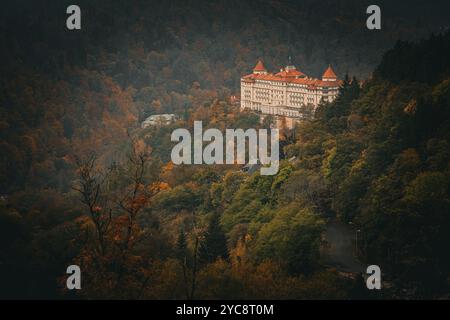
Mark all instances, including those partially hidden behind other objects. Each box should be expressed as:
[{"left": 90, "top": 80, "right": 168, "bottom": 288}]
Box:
[{"left": 322, "top": 219, "right": 365, "bottom": 274}]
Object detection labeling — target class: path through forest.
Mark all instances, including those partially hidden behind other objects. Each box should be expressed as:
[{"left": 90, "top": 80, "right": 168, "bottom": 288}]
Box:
[{"left": 322, "top": 219, "right": 365, "bottom": 274}]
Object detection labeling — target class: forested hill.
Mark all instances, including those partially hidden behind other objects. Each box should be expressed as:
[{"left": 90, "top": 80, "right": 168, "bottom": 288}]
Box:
[
  {"left": 0, "top": 1, "right": 450, "bottom": 299},
  {"left": 375, "top": 33, "right": 450, "bottom": 84},
  {"left": 1, "top": 0, "right": 450, "bottom": 194},
  {"left": 285, "top": 31, "right": 450, "bottom": 297},
  {"left": 2, "top": 0, "right": 450, "bottom": 83}
]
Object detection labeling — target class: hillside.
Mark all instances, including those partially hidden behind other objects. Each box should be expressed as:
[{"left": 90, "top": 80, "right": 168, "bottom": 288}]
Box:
[{"left": 0, "top": 1, "right": 449, "bottom": 299}]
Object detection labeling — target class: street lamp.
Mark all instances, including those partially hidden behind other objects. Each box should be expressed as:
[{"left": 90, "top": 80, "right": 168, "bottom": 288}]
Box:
[
  {"left": 348, "top": 221, "right": 361, "bottom": 256},
  {"left": 356, "top": 229, "right": 361, "bottom": 255}
]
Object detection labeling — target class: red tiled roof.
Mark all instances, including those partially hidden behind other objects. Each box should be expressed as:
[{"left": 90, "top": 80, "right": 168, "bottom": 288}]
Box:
[
  {"left": 275, "top": 68, "right": 306, "bottom": 78},
  {"left": 322, "top": 65, "right": 337, "bottom": 79},
  {"left": 253, "top": 60, "right": 266, "bottom": 72},
  {"left": 241, "top": 72, "right": 342, "bottom": 88}
]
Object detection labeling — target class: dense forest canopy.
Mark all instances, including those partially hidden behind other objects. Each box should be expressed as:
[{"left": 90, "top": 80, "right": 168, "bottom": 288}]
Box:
[
  {"left": 1, "top": 0, "right": 449, "bottom": 194},
  {"left": 0, "top": 0, "right": 449, "bottom": 299}
]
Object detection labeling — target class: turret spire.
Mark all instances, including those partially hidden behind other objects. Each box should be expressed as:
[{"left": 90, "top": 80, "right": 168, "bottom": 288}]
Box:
[
  {"left": 322, "top": 64, "right": 337, "bottom": 81},
  {"left": 253, "top": 60, "right": 267, "bottom": 74}
]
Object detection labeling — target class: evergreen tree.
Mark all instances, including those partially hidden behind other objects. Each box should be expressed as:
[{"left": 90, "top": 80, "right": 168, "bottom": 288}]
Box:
[
  {"left": 176, "top": 228, "right": 188, "bottom": 263},
  {"left": 198, "top": 214, "right": 228, "bottom": 264}
]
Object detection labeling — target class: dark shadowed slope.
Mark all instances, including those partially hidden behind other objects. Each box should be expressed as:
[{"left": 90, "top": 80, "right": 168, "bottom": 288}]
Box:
[{"left": 322, "top": 219, "right": 365, "bottom": 273}]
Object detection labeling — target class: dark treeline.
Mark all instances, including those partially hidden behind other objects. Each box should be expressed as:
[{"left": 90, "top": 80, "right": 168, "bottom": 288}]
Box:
[{"left": 289, "top": 32, "right": 450, "bottom": 297}]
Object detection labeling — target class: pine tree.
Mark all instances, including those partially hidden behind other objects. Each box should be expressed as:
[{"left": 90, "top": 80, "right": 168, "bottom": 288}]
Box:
[
  {"left": 176, "top": 228, "right": 188, "bottom": 263},
  {"left": 198, "top": 213, "right": 228, "bottom": 264}
]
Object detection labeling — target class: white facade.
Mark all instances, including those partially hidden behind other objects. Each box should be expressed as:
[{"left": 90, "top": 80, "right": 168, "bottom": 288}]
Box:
[{"left": 141, "top": 113, "right": 178, "bottom": 128}]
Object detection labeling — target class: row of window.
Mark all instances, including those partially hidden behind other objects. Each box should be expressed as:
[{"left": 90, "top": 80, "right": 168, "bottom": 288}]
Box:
[
  {"left": 243, "top": 92, "right": 337, "bottom": 107},
  {"left": 242, "top": 103, "right": 317, "bottom": 119}
]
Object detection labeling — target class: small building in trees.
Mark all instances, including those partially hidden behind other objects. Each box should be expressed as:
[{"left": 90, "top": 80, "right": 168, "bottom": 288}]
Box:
[{"left": 141, "top": 113, "right": 178, "bottom": 128}]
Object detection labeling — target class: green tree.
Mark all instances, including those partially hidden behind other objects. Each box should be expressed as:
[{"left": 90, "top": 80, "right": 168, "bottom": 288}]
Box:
[{"left": 199, "top": 213, "right": 228, "bottom": 264}]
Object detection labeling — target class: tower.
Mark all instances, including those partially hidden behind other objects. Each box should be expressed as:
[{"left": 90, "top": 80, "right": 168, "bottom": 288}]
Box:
[
  {"left": 322, "top": 64, "right": 337, "bottom": 81},
  {"left": 253, "top": 60, "right": 267, "bottom": 75}
]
